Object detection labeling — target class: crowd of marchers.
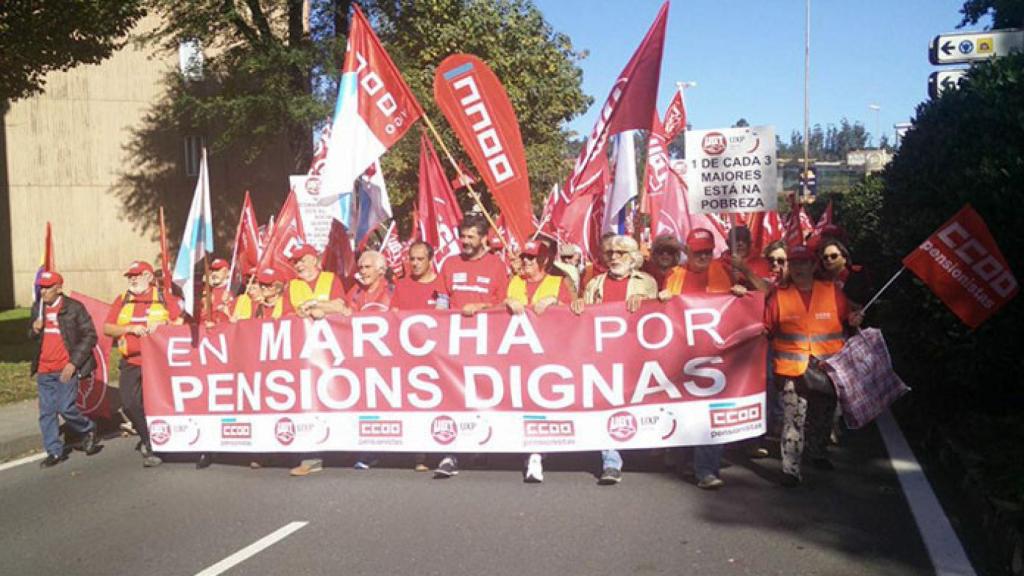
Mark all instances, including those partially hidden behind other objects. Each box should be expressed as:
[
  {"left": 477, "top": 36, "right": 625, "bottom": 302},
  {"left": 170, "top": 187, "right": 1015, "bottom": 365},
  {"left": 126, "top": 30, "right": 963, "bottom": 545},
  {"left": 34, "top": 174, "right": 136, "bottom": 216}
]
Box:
[{"left": 29, "top": 211, "right": 868, "bottom": 490}]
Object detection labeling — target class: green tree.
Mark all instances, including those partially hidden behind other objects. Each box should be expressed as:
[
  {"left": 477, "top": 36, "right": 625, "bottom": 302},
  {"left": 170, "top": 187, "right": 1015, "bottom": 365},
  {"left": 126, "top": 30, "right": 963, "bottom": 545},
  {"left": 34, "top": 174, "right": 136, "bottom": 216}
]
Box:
[
  {"left": 959, "top": 0, "right": 1024, "bottom": 28},
  {"left": 0, "top": 0, "right": 147, "bottom": 103}
]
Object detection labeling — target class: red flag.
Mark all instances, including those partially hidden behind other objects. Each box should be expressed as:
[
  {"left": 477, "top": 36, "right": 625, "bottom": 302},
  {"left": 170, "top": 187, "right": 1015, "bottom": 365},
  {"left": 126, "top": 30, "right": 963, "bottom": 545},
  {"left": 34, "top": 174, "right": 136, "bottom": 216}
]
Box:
[
  {"left": 322, "top": 218, "right": 357, "bottom": 291},
  {"left": 33, "top": 222, "right": 55, "bottom": 311},
  {"left": 416, "top": 132, "right": 463, "bottom": 269},
  {"left": 69, "top": 291, "right": 113, "bottom": 420},
  {"left": 662, "top": 86, "right": 687, "bottom": 142},
  {"left": 257, "top": 191, "right": 306, "bottom": 280},
  {"left": 806, "top": 200, "right": 834, "bottom": 248},
  {"left": 308, "top": 124, "right": 330, "bottom": 176},
  {"left": 380, "top": 221, "right": 407, "bottom": 277},
  {"left": 645, "top": 112, "right": 673, "bottom": 236},
  {"left": 784, "top": 195, "right": 806, "bottom": 247},
  {"left": 564, "top": 2, "right": 668, "bottom": 204},
  {"left": 903, "top": 205, "right": 1018, "bottom": 328},
  {"left": 229, "top": 191, "right": 261, "bottom": 290},
  {"left": 555, "top": 147, "right": 611, "bottom": 254},
  {"left": 450, "top": 162, "right": 477, "bottom": 191},
  {"left": 157, "top": 208, "right": 173, "bottom": 294},
  {"left": 434, "top": 54, "right": 533, "bottom": 245}
]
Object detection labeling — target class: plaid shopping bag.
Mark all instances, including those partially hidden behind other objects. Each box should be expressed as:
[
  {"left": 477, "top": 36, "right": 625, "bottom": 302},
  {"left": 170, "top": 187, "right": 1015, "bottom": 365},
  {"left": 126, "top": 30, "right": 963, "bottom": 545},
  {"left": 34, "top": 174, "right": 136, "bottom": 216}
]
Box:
[{"left": 821, "top": 328, "right": 910, "bottom": 429}]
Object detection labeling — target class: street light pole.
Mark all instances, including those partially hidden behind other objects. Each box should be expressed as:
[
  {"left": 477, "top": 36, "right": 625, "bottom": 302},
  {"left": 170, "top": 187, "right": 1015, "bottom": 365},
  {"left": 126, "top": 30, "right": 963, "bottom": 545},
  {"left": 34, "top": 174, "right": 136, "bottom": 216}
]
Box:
[
  {"left": 803, "top": 0, "right": 811, "bottom": 202},
  {"left": 869, "top": 103, "right": 881, "bottom": 148}
]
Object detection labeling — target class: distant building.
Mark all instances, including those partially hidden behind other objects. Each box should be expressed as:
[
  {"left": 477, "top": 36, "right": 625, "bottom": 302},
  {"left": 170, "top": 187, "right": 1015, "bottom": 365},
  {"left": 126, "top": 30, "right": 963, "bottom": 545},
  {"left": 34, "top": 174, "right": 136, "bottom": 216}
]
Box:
[{"left": 1, "top": 16, "right": 292, "bottom": 308}]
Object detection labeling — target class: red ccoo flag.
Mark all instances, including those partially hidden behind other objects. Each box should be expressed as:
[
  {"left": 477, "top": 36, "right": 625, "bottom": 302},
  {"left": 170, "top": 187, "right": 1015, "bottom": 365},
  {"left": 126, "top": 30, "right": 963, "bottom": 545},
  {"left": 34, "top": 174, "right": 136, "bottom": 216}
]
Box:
[
  {"left": 69, "top": 291, "right": 113, "bottom": 420},
  {"left": 415, "top": 131, "right": 463, "bottom": 269},
  {"left": 903, "top": 204, "right": 1018, "bottom": 328},
  {"left": 662, "top": 85, "right": 688, "bottom": 143},
  {"left": 563, "top": 2, "right": 668, "bottom": 206},
  {"left": 229, "top": 191, "right": 261, "bottom": 291},
  {"left": 434, "top": 54, "right": 533, "bottom": 246},
  {"left": 257, "top": 190, "right": 306, "bottom": 281}
]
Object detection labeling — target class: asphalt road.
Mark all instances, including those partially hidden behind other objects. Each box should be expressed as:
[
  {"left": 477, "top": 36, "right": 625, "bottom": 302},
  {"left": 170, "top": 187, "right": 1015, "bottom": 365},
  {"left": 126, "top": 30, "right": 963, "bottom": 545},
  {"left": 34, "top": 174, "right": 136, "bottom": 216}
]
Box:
[{"left": 0, "top": 426, "right": 943, "bottom": 576}]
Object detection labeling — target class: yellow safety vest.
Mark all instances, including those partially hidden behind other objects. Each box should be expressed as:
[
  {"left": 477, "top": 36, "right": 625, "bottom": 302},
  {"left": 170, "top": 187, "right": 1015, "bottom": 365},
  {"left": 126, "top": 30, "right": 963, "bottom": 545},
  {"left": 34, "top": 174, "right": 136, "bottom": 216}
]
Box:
[
  {"left": 287, "top": 272, "right": 336, "bottom": 309},
  {"left": 507, "top": 274, "right": 563, "bottom": 305},
  {"left": 115, "top": 287, "right": 169, "bottom": 356}
]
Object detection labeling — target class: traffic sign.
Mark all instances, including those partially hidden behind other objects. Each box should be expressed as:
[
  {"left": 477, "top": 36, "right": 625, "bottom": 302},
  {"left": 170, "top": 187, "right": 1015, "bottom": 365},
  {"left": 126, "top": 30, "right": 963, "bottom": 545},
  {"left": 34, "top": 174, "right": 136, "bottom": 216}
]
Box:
[
  {"left": 929, "top": 28, "right": 1024, "bottom": 65},
  {"left": 928, "top": 69, "right": 969, "bottom": 99}
]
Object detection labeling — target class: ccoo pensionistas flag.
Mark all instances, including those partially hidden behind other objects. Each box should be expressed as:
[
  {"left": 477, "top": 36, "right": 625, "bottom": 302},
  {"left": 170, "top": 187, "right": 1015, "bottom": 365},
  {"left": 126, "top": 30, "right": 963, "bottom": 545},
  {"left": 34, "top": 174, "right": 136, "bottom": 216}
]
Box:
[{"left": 434, "top": 54, "right": 532, "bottom": 246}]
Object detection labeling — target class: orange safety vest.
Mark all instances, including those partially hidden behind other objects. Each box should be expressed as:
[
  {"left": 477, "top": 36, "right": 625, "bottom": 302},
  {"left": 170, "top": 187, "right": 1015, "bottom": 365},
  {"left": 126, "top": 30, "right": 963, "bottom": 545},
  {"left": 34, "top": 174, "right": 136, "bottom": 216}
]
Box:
[
  {"left": 287, "top": 271, "right": 336, "bottom": 309},
  {"left": 115, "top": 287, "right": 170, "bottom": 356},
  {"left": 772, "top": 281, "right": 846, "bottom": 377},
  {"left": 664, "top": 261, "right": 732, "bottom": 295}
]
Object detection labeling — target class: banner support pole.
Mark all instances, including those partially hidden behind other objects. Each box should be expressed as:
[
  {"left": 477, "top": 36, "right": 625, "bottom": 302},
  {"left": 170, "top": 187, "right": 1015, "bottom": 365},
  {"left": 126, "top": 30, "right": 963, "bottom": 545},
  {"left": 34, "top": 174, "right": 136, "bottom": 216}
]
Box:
[{"left": 861, "top": 266, "right": 905, "bottom": 314}]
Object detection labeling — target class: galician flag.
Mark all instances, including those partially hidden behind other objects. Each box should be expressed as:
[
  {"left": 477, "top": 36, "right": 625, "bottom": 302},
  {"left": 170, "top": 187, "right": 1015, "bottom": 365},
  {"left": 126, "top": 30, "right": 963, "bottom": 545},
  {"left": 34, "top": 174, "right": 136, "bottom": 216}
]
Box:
[
  {"left": 172, "top": 147, "right": 214, "bottom": 319},
  {"left": 318, "top": 4, "right": 423, "bottom": 226}
]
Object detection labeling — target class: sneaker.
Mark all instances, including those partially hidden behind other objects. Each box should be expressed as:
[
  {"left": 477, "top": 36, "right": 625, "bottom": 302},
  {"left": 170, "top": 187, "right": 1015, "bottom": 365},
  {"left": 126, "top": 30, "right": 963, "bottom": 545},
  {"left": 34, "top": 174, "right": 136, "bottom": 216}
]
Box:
[
  {"left": 811, "top": 457, "right": 834, "bottom": 471},
  {"left": 748, "top": 446, "right": 770, "bottom": 459},
  {"left": 290, "top": 459, "right": 323, "bottom": 477},
  {"left": 697, "top": 475, "right": 725, "bottom": 490},
  {"left": 433, "top": 456, "right": 458, "bottom": 478},
  {"left": 524, "top": 454, "right": 544, "bottom": 483},
  {"left": 598, "top": 467, "right": 622, "bottom": 485},
  {"left": 39, "top": 453, "right": 66, "bottom": 468},
  {"left": 196, "top": 453, "right": 213, "bottom": 469},
  {"left": 414, "top": 463, "right": 430, "bottom": 472},
  {"left": 353, "top": 460, "right": 371, "bottom": 470},
  {"left": 781, "top": 473, "right": 801, "bottom": 487}
]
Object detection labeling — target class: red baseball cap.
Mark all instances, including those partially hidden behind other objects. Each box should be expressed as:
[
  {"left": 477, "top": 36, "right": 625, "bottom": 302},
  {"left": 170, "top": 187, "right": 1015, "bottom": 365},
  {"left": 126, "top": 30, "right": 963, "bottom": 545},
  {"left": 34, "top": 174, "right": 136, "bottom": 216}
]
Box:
[
  {"left": 38, "top": 271, "right": 63, "bottom": 287},
  {"left": 788, "top": 245, "right": 816, "bottom": 262},
  {"left": 257, "top": 267, "right": 281, "bottom": 284},
  {"left": 210, "top": 258, "right": 229, "bottom": 271},
  {"left": 520, "top": 240, "right": 542, "bottom": 257},
  {"left": 685, "top": 228, "right": 715, "bottom": 252},
  {"left": 289, "top": 244, "right": 319, "bottom": 262},
  {"left": 123, "top": 260, "right": 154, "bottom": 277},
  {"left": 488, "top": 236, "right": 504, "bottom": 250}
]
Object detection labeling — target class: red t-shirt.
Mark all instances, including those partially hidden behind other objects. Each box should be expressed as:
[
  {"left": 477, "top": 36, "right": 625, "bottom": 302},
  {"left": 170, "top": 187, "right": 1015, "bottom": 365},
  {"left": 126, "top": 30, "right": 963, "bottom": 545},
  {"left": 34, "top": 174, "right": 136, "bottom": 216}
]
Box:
[
  {"left": 281, "top": 273, "right": 346, "bottom": 316},
  {"left": 38, "top": 298, "right": 70, "bottom": 373},
  {"left": 104, "top": 289, "right": 182, "bottom": 366},
  {"left": 764, "top": 282, "right": 850, "bottom": 334},
  {"left": 442, "top": 252, "right": 509, "bottom": 309},
  {"left": 522, "top": 275, "right": 574, "bottom": 305},
  {"left": 392, "top": 275, "right": 447, "bottom": 310},
  {"left": 346, "top": 281, "right": 393, "bottom": 312},
  {"left": 206, "top": 284, "right": 234, "bottom": 324},
  {"left": 601, "top": 275, "right": 631, "bottom": 303}
]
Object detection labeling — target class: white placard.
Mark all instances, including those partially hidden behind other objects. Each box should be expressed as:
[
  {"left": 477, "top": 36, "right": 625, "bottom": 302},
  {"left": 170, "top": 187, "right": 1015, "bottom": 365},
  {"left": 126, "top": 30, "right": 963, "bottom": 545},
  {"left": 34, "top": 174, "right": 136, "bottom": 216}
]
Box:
[
  {"left": 290, "top": 175, "right": 348, "bottom": 251},
  {"left": 684, "top": 125, "right": 777, "bottom": 215}
]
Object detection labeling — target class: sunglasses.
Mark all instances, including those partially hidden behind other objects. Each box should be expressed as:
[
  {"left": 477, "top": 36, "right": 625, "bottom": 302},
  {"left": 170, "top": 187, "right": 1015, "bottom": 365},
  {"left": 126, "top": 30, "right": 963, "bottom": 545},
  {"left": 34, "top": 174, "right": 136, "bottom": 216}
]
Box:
[
  {"left": 822, "top": 253, "right": 843, "bottom": 261},
  {"left": 560, "top": 255, "right": 576, "bottom": 261},
  {"left": 768, "top": 257, "right": 787, "bottom": 265},
  {"left": 520, "top": 254, "right": 538, "bottom": 261}
]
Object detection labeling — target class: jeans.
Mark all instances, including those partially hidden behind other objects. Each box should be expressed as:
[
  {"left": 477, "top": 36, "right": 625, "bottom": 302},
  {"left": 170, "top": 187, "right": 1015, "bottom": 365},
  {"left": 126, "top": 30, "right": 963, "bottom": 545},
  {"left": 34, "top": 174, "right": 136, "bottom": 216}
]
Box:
[
  {"left": 37, "top": 372, "right": 94, "bottom": 457},
  {"left": 601, "top": 449, "right": 622, "bottom": 470},
  {"left": 694, "top": 444, "right": 724, "bottom": 480}
]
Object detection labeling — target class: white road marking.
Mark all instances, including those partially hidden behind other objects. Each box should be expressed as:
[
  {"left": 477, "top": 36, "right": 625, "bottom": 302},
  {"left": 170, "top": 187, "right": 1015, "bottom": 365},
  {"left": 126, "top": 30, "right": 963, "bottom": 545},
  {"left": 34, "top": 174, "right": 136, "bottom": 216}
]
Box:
[
  {"left": 195, "top": 521, "right": 308, "bottom": 576},
  {"left": 0, "top": 452, "right": 45, "bottom": 472},
  {"left": 877, "top": 410, "right": 976, "bottom": 576}
]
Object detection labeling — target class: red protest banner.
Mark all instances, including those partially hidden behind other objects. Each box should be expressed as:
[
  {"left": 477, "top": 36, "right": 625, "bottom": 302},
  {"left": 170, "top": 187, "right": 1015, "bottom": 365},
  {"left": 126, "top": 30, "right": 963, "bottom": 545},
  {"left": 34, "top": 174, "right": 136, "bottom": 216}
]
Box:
[
  {"left": 140, "top": 294, "right": 767, "bottom": 453},
  {"left": 434, "top": 54, "right": 532, "bottom": 246},
  {"left": 903, "top": 204, "right": 1018, "bottom": 328}
]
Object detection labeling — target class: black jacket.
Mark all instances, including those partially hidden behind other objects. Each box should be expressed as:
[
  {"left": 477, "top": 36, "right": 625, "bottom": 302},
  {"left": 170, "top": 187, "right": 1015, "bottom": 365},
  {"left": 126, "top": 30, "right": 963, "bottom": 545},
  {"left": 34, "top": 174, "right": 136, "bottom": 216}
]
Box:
[{"left": 29, "top": 295, "right": 98, "bottom": 377}]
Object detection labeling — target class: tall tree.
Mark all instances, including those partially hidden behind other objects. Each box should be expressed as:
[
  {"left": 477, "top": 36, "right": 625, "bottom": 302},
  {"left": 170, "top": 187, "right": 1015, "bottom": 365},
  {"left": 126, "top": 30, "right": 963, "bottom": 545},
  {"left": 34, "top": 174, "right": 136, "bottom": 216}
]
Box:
[
  {"left": 0, "top": 0, "right": 147, "bottom": 103},
  {"left": 959, "top": 0, "right": 1024, "bottom": 28}
]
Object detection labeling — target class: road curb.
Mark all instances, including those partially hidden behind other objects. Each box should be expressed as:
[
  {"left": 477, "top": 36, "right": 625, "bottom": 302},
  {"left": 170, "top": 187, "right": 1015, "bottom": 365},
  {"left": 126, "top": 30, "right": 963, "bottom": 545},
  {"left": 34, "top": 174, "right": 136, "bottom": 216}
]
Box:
[{"left": 0, "top": 432, "right": 41, "bottom": 462}]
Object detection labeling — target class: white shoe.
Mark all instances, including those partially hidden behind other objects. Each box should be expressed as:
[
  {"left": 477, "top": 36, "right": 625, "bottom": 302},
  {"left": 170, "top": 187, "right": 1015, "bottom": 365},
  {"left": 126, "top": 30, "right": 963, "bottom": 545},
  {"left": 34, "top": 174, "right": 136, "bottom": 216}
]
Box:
[{"left": 524, "top": 454, "right": 544, "bottom": 483}]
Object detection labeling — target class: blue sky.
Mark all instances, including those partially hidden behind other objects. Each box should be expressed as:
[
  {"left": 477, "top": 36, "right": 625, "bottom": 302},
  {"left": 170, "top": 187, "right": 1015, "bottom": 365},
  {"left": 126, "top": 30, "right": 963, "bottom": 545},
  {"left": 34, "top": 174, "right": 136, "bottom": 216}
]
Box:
[{"left": 533, "top": 0, "right": 989, "bottom": 145}]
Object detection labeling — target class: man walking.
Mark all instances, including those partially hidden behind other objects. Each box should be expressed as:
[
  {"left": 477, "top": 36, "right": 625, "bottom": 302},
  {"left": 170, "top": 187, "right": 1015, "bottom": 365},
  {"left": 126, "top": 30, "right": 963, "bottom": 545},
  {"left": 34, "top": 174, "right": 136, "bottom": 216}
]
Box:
[{"left": 29, "top": 271, "right": 101, "bottom": 467}]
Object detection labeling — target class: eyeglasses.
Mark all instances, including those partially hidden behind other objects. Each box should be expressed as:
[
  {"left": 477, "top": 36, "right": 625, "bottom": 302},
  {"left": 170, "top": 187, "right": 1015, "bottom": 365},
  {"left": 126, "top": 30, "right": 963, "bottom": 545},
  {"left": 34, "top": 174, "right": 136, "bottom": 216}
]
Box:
[
  {"left": 768, "top": 257, "right": 787, "bottom": 265},
  {"left": 822, "top": 252, "right": 843, "bottom": 261},
  {"left": 604, "top": 250, "right": 629, "bottom": 258}
]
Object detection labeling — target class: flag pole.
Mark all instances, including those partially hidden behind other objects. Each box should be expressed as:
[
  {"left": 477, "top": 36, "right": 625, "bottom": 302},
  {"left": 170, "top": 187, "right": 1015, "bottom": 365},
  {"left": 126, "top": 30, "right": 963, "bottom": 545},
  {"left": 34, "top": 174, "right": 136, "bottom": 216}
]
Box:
[
  {"left": 860, "top": 266, "right": 905, "bottom": 314},
  {"left": 420, "top": 115, "right": 508, "bottom": 250}
]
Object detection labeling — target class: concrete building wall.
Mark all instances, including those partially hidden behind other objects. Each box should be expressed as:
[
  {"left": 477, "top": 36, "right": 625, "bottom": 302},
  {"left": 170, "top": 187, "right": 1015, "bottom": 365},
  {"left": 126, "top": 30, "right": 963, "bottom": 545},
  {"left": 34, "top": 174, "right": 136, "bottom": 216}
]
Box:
[{"left": 2, "top": 15, "right": 177, "bottom": 307}]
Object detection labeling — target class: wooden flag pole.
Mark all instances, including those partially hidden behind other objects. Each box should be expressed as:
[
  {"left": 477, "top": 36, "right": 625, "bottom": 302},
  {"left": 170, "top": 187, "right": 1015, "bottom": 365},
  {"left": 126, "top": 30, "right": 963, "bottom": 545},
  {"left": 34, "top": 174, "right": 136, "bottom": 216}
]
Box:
[{"left": 420, "top": 115, "right": 509, "bottom": 250}]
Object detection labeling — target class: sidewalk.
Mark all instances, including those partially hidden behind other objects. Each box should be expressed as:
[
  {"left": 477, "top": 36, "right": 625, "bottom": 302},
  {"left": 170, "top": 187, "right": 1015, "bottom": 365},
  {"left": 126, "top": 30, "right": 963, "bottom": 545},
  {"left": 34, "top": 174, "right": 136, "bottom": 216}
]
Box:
[{"left": 0, "top": 400, "right": 41, "bottom": 461}]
